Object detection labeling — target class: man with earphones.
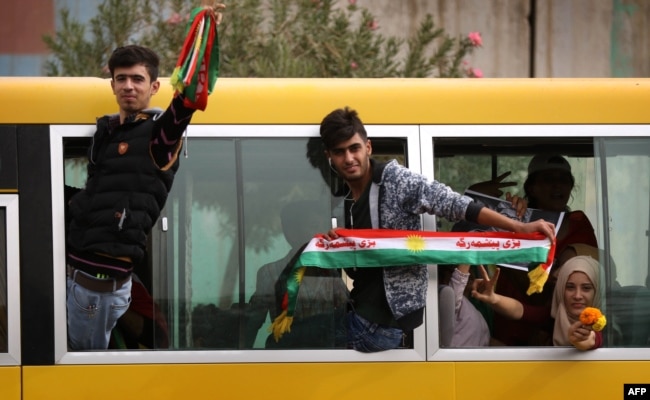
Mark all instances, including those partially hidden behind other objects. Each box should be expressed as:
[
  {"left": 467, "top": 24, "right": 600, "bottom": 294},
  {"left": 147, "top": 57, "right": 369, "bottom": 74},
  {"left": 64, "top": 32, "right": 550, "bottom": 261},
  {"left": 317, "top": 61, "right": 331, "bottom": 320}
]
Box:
[{"left": 319, "top": 106, "right": 556, "bottom": 352}]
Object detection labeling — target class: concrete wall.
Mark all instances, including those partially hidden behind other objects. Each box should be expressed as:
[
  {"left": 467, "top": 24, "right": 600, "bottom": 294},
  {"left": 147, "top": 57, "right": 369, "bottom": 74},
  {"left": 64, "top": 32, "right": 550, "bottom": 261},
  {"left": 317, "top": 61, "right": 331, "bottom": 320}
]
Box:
[{"left": 359, "top": 0, "right": 650, "bottom": 77}]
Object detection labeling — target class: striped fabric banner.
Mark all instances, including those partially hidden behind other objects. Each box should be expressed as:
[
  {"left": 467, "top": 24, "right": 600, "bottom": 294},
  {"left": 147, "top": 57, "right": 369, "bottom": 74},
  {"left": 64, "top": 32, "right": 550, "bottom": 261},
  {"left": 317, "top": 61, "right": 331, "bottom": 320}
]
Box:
[
  {"left": 170, "top": 7, "right": 220, "bottom": 111},
  {"left": 271, "top": 228, "right": 555, "bottom": 341}
]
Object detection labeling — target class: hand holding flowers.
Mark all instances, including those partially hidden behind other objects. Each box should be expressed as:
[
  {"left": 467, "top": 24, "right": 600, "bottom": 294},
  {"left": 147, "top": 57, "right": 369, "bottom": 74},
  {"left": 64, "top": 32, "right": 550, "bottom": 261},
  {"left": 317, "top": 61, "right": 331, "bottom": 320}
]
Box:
[{"left": 579, "top": 307, "right": 607, "bottom": 332}]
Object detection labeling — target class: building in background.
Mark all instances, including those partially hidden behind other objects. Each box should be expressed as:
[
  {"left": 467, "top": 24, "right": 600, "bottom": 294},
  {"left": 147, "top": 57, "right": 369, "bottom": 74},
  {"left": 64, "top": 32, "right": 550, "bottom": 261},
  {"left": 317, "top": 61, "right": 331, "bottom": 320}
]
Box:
[{"left": 0, "top": 0, "right": 100, "bottom": 76}]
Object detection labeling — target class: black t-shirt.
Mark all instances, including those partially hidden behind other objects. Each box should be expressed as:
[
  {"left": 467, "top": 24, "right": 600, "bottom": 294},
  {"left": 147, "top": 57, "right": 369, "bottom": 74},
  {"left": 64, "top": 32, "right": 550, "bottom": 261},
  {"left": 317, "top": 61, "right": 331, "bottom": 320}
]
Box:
[{"left": 344, "top": 184, "right": 398, "bottom": 327}]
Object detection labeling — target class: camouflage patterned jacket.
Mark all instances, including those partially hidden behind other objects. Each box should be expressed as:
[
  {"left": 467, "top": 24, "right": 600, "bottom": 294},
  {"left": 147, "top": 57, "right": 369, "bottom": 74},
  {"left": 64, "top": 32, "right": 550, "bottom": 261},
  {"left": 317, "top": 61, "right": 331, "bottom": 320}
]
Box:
[{"left": 369, "top": 160, "right": 483, "bottom": 330}]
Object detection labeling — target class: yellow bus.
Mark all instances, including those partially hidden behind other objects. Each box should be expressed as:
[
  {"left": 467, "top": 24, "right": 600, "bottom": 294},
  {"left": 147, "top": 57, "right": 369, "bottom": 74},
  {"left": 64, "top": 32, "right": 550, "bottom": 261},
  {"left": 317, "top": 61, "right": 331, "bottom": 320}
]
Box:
[{"left": 1, "top": 77, "right": 649, "bottom": 399}]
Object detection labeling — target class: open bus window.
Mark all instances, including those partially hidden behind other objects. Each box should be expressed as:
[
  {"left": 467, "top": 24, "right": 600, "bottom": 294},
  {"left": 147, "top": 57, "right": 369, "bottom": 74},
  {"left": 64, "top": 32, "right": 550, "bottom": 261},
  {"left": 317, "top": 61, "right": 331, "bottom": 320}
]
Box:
[
  {"left": 152, "top": 136, "right": 350, "bottom": 350},
  {"left": 433, "top": 136, "right": 650, "bottom": 349},
  {"left": 433, "top": 137, "right": 599, "bottom": 347},
  {"left": 152, "top": 134, "right": 410, "bottom": 350},
  {"left": 155, "top": 136, "right": 411, "bottom": 350}
]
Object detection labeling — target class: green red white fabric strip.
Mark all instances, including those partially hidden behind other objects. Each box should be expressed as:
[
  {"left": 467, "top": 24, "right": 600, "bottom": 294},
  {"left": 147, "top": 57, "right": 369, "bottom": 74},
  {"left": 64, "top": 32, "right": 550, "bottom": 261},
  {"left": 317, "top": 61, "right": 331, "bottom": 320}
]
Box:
[
  {"left": 271, "top": 228, "right": 555, "bottom": 341},
  {"left": 299, "top": 230, "right": 550, "bottom": 269},
  {"left": 170, "top": 7, "right": 220, "bottom": 111}
]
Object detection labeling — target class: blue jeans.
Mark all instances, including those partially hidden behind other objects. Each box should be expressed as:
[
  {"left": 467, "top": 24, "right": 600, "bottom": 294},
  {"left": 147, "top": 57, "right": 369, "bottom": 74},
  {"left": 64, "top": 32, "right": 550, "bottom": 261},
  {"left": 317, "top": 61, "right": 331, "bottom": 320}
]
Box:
[
  {"left": 66, "top": 270, "right": 132, "bottom": 350},
  {"left": 346, "top": 311, "right": 403, "bottom": 352}
]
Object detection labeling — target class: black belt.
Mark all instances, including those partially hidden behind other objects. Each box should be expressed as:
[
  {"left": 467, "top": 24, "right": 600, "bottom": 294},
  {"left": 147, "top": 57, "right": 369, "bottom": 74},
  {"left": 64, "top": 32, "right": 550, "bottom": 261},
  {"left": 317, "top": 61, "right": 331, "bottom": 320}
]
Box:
[{"left": 67, "top": 266, "right": 130, "bottom": 293}]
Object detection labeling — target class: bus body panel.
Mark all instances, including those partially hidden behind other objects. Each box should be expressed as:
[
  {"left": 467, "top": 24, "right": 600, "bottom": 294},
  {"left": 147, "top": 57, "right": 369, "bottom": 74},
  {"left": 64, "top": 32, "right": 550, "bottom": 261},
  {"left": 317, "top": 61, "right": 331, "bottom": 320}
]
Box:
[
  {"left": 0, "top": 367, "right": 20, "bottom": 400},
  {"left": 1, "top": 78, "right": 649, "bottom": 124},
  {"left": 21, "top": 361, "right": 650, "bottom": 400}
]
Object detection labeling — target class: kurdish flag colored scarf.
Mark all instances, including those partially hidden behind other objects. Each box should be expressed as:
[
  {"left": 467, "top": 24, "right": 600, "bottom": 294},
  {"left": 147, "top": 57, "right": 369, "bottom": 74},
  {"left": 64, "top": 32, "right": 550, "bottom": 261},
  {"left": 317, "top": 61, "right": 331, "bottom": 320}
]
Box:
[
  {"left": 271, "top": 228, "right": 555, "bottom": 341},
  {"left": 170, "top": 7, "right": 220, "bottom": 110}
]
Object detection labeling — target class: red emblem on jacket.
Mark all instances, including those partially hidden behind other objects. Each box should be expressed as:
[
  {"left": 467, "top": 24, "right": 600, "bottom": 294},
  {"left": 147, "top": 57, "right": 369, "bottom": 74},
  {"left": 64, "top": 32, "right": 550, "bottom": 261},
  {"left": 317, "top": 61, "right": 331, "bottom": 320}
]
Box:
[{"left": 118, "top": 142, "right": 128, "bottom": 155}]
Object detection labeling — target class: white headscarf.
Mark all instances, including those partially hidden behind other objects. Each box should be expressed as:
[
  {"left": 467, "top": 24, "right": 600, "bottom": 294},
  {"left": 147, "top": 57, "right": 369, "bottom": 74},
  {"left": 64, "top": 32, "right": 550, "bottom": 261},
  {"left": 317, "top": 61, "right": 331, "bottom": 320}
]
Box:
[{"left": 550, "top": 255, "right": 600, "bottom": 346}]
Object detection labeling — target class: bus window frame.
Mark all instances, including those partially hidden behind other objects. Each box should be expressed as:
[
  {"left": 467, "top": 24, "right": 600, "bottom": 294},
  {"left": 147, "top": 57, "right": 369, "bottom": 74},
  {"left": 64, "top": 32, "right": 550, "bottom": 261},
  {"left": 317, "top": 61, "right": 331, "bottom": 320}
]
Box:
[
  {"left": 0, "top": 194, "right": 21, "bottom": 365},
  {"left": 421, "top": 123, "right": 650, "bottom": 361},
  {"left": 50, "top": 124, "right": 427, "bottom": 364}
]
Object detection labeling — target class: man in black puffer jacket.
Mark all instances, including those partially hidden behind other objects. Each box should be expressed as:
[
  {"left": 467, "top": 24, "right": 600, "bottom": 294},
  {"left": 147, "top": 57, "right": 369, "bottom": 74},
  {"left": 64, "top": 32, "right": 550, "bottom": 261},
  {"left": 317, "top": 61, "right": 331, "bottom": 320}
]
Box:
[{"left": 65, "top": 12, "right": 224, "bottom": 351}]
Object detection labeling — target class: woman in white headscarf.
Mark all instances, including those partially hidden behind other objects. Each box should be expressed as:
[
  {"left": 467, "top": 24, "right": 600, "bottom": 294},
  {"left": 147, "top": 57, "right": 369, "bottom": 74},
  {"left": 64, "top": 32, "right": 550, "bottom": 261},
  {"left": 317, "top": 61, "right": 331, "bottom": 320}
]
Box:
[{"left": 551, "top": 255, "right": 602, "bottom": 350}]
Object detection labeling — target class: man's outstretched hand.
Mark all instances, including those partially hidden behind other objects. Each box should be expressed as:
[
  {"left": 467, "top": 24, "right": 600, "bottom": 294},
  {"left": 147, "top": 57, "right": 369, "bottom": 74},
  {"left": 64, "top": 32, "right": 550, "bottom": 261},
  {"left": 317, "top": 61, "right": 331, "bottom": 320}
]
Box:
[{"left": 201, "top": 1, "right": 226, "bottom": 25}]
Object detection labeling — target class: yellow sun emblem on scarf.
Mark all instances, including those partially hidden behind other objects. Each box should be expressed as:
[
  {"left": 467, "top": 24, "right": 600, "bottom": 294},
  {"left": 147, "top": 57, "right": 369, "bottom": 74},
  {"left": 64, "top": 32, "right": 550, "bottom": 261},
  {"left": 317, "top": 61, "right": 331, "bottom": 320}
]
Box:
[
  {"left": 406, "top": 235, "right": 425, "bottom": 252},
  {"left": 294, "top": 266, "right": 306, "bottom": 283}
]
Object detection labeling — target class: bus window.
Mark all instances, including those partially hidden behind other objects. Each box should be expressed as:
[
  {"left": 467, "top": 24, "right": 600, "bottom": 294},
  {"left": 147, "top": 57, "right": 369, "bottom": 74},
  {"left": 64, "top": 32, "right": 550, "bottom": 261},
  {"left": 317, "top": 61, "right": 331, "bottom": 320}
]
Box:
[
  {"left": 151, "top": 136, "right": 344, "bottom": 350},
  {"left": 154, "top": 135, "right": 410, "bottom": 350},
  {"left": 432, "top": 136, "right": 599, "bottom": 348},
  {"left": 597, "top": 137, "right": 650, "bottom": 347}
]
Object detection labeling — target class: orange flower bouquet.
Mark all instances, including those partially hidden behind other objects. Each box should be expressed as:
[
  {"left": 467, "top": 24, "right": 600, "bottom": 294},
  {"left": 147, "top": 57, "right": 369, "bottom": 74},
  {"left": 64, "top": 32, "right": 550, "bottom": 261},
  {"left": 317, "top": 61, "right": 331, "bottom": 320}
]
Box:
[{"left": 579, "top": 307, "right": 607, "bottom": 332}]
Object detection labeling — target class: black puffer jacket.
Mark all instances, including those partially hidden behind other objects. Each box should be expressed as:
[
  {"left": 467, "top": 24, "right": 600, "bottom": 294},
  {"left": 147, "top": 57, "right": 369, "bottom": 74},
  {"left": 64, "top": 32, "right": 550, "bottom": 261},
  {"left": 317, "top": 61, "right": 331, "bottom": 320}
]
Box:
[{"left": 67, "top": 111, "right": 179, "bottom": 264}]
